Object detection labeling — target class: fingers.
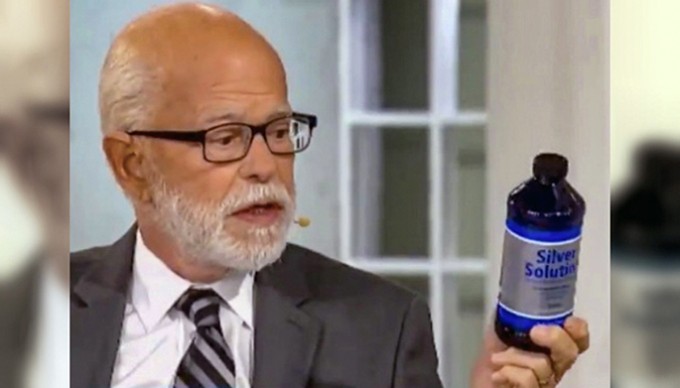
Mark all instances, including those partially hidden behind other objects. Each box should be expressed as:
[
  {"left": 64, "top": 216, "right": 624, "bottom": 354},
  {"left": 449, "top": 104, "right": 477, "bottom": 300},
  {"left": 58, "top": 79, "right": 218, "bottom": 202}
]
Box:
[
  {"left": 530, "top": 325, "right": 580, "bottom": 381},
  {"left": 488, "top": 317, "right": 589, "bottom": 386},
  {"left": 491, "top": 365, "right": 540, "bottom": 388},
  {"left": 564, "top": 316, "right": 590, "bottom": 354},
  {"left": 491, "top": 347, "right": 554, "bottom": 383}
]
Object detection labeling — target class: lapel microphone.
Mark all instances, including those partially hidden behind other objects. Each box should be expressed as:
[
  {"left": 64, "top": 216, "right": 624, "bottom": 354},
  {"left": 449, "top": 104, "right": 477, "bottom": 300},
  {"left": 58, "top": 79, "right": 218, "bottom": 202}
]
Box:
[{"left": 294, "top": 216, "right": 311, "bottom": 227}]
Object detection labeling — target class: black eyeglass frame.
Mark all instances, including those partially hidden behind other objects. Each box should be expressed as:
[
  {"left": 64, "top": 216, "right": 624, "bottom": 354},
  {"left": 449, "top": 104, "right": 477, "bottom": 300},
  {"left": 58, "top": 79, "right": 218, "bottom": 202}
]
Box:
[{"left": 126, "top": 111, "right": 317, "bottom": 163}]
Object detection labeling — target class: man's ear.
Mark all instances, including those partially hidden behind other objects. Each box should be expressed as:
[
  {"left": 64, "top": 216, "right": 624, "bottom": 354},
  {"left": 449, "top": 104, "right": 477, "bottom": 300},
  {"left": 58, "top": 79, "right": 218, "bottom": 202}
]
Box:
[{"left": 102, "top": 132, "right": 152, "bottom": 204}]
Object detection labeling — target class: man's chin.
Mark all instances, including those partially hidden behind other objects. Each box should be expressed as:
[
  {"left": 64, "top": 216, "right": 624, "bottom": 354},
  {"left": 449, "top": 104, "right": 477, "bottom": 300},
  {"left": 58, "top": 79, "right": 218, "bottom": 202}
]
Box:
[{"left": 193, "top": 237, "right": 288, "bottom": 272}]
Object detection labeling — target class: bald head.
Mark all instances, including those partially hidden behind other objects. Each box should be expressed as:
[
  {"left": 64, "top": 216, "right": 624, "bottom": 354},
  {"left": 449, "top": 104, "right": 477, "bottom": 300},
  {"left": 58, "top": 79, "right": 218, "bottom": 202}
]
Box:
[{"left": 99, "top": 3, "right": 288, "bottom": 134}]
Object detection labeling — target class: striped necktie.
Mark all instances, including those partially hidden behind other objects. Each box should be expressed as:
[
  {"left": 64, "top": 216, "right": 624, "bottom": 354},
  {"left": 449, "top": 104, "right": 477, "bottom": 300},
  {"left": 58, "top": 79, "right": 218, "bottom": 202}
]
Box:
[{"left": 173, "top": 288, "right": 236, "bottom": 388}]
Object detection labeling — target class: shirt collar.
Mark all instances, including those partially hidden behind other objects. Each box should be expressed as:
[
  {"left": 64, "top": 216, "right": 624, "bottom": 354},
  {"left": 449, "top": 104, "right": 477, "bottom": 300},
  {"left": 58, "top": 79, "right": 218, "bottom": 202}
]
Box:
[
  {"left": 131, "top": 231, "right": 254, "bottom": 332},
  {"left": 206, "top": 267, "right": 254, "bottom": 329}
]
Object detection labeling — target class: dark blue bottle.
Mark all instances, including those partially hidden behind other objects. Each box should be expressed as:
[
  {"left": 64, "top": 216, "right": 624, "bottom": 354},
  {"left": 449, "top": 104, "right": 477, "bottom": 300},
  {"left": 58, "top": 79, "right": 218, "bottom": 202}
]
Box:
[{"left": 495, "top": 153, "right": 586, "bottom": 352}]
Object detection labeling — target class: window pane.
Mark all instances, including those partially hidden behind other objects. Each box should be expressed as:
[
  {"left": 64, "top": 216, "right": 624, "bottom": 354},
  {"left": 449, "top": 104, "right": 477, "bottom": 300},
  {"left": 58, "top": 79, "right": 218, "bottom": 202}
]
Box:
[
  {"left": 442, "top": 274, "right": 486, "bottom": 387},
  {"left": 352, "top": 127, "right": 429, "bottom": 258},
  {"left": 458, "top": 0, "right": 487, "bottom": 110},
  {"left": 379, "top": 0, "right": 429, "bottom": 110},
  {"left": 443, "top": 126, "right": 487, "bottom": 259}
]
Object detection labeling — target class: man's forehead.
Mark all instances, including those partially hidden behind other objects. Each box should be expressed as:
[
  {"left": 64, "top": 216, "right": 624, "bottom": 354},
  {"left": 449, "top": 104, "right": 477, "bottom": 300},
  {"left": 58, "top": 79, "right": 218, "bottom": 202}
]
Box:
[{"left": 202, "top": 104, "right": 293, "bottom": 126}]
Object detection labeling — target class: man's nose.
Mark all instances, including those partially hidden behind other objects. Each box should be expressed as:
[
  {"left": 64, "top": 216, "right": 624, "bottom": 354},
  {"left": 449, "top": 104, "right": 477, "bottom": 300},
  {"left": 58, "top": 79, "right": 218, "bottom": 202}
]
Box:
[{"left": 237, "top": 134, "right": 277, "bottom": 183}]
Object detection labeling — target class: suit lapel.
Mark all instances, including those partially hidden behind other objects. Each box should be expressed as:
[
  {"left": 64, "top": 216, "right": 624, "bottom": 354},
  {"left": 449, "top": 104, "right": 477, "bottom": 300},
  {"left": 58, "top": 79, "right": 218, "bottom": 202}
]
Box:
[
  {"left": 70, "top": 227, "right": 136, "bottom": 388},
  {"left": 252, "top": 247, "right": 322, "bottom": 388},
  {"left": 72, "top": 231, "right": 323, "bottom": 387}
]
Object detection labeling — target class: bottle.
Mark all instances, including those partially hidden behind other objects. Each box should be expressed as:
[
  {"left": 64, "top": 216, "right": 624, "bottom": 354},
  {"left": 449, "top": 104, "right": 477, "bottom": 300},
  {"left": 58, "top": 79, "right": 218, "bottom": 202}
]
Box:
[
  {"left": 495, "top": 153, "right": 586, "bottom": 352},
  {"left": 611, "top": 141, "right": 680, "bottom": 388}
]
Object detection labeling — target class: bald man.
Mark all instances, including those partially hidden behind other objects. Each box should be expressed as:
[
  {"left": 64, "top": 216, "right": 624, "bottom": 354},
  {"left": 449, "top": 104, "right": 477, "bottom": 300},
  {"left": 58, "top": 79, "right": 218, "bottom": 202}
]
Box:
[{"left": 70, "top": 4, "right": 588, "bottom": 388}]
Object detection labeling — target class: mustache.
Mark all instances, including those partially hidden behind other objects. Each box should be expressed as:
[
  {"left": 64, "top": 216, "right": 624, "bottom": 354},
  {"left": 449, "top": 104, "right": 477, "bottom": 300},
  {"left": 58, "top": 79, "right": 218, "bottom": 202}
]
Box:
[{"left": 221, "top": 184, "right": 294, "bottom": 215}]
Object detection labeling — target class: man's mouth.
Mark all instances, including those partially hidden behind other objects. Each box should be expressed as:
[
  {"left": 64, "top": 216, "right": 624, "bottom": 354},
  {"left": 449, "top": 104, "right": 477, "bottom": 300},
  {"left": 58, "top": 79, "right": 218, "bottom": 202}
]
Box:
[{"left": 231, "top": 202, "right": 284, "bottom": 226}]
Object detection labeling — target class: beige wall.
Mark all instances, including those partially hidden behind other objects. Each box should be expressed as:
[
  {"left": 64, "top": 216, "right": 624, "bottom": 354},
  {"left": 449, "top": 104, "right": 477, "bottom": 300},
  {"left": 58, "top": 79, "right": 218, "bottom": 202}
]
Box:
[
  {"left": 0, "top": 160, "right": 42, "bottom": 279},
  {"left": 611, "top": 0, "right": 680, "bottom": 188},
  {"left": 0, "top": 0, "right": 68, "bottom": 113},
  {"left": 486, "top": 1, "right": 610, "bottom": 386},
  {"left": 0, "top": 0, "right": 68, "bottom": 272}
]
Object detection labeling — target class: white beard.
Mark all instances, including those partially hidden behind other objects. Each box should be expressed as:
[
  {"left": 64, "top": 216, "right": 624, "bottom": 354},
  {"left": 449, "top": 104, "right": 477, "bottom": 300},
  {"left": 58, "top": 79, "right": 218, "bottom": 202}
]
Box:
[{"left": 148, "top": 177, "right": 295, "bottom": 272}]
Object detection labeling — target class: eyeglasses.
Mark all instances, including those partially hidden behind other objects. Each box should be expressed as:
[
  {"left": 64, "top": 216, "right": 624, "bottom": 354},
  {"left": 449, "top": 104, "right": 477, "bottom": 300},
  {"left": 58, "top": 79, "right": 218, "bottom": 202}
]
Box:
[{"left": 126, "top": 112, "right": 317, "bottom": 163}]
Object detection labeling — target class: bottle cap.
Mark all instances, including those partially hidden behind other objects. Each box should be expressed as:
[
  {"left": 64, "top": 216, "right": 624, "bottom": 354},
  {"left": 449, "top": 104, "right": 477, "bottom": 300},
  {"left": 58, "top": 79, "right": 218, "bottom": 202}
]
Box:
[{"left": 533, "top": 153, "right": 568, "bottom": 182}]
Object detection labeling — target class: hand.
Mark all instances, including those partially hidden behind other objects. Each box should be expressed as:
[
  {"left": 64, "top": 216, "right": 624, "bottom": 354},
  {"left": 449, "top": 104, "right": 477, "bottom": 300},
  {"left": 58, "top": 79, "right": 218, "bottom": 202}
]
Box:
[
  {"left": 471, "top": 316, "right": 590, "bottom": 387},
  {"left": 491, "top": 347, "right": 556, "bottom": 387}
]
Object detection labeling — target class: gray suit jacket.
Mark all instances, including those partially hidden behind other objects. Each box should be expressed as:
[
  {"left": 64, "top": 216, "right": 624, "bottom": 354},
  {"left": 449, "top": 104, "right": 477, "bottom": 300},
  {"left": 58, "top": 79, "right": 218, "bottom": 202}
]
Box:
[{"left": 70, "top": 227, "right": 443, "bottom": 388}]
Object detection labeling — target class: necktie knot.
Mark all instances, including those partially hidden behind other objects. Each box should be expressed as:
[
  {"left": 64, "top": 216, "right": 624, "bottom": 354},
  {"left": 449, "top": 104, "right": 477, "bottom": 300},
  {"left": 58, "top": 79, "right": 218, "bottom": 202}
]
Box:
[{"left": 176, "top": 288, "right": 222, "bottom": 329}]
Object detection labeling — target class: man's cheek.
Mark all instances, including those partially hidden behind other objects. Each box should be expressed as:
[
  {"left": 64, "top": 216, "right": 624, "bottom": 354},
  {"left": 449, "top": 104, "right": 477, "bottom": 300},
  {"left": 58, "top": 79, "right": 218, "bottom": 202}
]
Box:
[{"left": 277, "top": 159, "right": 295, "bottom": 188}]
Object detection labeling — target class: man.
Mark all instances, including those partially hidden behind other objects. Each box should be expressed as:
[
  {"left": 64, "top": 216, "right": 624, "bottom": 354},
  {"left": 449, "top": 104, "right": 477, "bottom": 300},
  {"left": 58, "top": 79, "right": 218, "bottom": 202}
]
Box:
[{"left": 71, "top": 4, "right": 589, "bottom": 387}]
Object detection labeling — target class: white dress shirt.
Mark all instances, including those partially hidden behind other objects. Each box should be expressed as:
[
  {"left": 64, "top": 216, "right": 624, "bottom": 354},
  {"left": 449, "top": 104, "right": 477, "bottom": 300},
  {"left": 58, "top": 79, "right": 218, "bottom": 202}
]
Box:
[{"left": 111, "top": 232, "right": 255, "bottom": 388}]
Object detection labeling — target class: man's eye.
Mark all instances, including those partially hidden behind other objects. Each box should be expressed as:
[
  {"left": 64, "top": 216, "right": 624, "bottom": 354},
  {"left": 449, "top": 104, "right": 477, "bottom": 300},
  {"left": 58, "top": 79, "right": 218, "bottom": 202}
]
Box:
[
  {"left": 216, "top": 135, "right": 236, "bottom": 145},
  {"left": 267, "top": 126, "right": 289, "bottom": 141},
  {"left": 210, "top": 131, "right": 243, "bottom": 146},
  {"left": 273, "top": 129, "right": 288, "bottom": 139}
]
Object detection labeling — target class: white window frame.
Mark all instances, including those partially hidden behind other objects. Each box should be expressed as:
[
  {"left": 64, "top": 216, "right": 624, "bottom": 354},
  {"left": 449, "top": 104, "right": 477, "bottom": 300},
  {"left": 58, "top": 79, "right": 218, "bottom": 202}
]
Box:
[{"left": 338, "top": 0, "right": 489, "bottom": 381}]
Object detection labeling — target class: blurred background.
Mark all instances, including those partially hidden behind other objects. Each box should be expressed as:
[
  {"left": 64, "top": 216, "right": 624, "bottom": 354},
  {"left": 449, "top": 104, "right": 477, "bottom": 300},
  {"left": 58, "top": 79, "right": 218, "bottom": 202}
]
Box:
[
  {"left": 70, "top": 0, "right": 609, "bottom": 386},
  {"left": 611, "top": 1, "right": 680, "bottom": 387},
  {"left": 0, "top": 0, "right": 69, "bottom": 387}
]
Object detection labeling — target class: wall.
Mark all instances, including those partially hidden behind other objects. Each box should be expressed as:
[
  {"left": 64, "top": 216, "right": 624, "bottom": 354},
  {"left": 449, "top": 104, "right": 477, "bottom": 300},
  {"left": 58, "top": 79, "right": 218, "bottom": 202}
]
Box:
[
  {"left": 0, "top": 161, "right": 42, "bottom": 278},
  {"left": 0, "top": 0, "right": 68, "bottom": 115},
  {"left": 70, "top": 0, "right": 339, "bottom": 257},
  {"left": 486, "top": 1, "right": 610, "bottom": 386},
  {"left": 611, "top": 0, "right": 680, "bottom": 188}
]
